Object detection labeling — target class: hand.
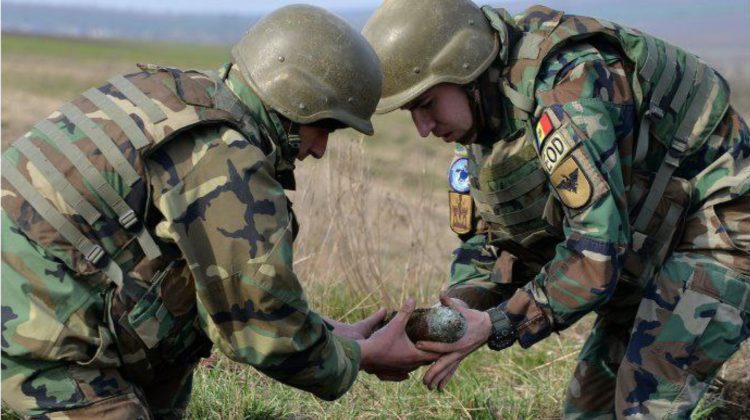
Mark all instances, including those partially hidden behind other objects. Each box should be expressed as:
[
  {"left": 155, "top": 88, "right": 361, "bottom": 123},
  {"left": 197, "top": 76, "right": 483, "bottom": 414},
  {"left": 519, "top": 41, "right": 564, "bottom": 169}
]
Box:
[
  {"left": 357, "top": 298, "right": 442, "bottom": 380},
  {"left": 327, "top": 308, "right": 387, "bottom": 340},
  {"left": 416, "top": 295, "right": 493, "bottom": 391}
]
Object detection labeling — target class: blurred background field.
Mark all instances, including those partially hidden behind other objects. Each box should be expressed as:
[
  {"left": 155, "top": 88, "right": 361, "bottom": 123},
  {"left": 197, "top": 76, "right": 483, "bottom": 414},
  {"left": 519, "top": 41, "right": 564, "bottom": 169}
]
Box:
[{"left": 2, "top": 1, "right": 749, "bottom": 417}]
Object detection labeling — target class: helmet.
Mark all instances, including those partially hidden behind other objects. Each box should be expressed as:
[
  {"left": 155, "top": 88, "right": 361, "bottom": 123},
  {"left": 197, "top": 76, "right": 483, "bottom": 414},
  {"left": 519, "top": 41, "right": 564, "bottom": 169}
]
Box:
[
  {"left": 232, "top": 5, "right": 383, "bottom": 135},
  {"left": 363, "top": 0, "right": 499, "bottom": 113}
]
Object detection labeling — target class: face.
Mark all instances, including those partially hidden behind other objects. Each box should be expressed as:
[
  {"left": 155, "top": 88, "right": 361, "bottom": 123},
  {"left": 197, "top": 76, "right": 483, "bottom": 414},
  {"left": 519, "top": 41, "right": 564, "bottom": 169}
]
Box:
[
  {"left": 404, "top": 83, "right": 475, "bottom": 144},
  {"left": 296, "top": 125, "right": 331, "bottom": 160}
]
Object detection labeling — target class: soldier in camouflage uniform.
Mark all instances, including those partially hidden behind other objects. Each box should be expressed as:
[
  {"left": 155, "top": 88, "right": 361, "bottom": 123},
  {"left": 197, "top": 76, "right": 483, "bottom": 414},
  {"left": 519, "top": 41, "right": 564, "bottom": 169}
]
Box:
[
  {"left": 1, "top": 5, "right": 440, "bottom": 418},
  {"left": 364, "top": 0, "right": 750, "bottom": 417}
]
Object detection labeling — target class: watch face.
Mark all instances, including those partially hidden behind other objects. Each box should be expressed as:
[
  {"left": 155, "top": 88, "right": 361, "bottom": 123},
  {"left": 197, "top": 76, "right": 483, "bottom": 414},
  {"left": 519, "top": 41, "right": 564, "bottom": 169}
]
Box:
[{"left": 449, "top": 157, "right": 470, "bottom": 193}]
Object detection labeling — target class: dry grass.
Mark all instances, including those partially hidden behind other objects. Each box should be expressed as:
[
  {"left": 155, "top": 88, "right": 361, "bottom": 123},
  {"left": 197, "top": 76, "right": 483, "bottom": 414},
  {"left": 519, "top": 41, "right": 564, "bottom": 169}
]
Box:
[{"left": 2, "top": 34, "right": 749, "bottom": 419}]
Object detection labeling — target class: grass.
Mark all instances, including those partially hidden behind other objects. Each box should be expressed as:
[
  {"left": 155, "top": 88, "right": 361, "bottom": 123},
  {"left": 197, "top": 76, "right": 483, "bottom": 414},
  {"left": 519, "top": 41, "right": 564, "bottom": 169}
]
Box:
[
  {"left": 2, "top": 33, "right": 229, "bottom": 68},
  {"left": 2, "top": 34, "right": 749, "bottom": 419}
]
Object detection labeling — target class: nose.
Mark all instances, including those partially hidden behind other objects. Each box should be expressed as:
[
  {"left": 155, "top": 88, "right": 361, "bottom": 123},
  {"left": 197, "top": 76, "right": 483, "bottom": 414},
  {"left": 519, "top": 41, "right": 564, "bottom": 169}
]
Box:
[
  {"left": 311, "top": 132, "right": 329, "bottom": 159},
  {"left": 411, "top": 110, "right": 435, "bottom": 138}
]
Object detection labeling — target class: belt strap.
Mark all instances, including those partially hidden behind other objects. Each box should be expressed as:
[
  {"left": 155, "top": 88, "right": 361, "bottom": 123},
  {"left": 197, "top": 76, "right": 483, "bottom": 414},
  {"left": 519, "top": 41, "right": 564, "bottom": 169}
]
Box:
[
  {"left": 670, "top": 54, "right": 700, "bottom": 113},
  {"left": 108, "top": 75, "right": 167, "bottom": 124},
  {"left": 478, "top": 194, "right": 548, "bottom": 226},
  {"left": 35, "top": 119, "right": 162, "bottom": 261},
  {"left": 674, "top": 67, "right": 714, "bottom": 142},
  {"left": 14, "top": 133, "right": 101, "bottom": 225},
  {"left": 500, "top": 79, "right": 535, "bottom": 115},
  {"left": 640, "top": 35, "right": 659, "bottom": 81},
  {"left": 82, "top": 88, "right": 152, "bottom": 149},
  {"left": 631, "top": 138, "right": 687, "bottom": 252},
  {"left": 470, "top": 169, "right": 547, "bottom": 205},
  {"left": 3, "top": 164, "right": 123, "bottom": 287},
  {"left": 59, "top": 103, "right": 141, "bottom": 186},
  {"left": 634, "top": 43, "right": 678, "bottom": 167}
]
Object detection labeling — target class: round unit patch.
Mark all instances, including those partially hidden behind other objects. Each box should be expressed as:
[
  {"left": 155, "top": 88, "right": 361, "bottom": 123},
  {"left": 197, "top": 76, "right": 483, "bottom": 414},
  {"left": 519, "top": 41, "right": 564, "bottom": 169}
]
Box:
[{"left": 449, "top": 158, "right": 471, "bottom": 193}]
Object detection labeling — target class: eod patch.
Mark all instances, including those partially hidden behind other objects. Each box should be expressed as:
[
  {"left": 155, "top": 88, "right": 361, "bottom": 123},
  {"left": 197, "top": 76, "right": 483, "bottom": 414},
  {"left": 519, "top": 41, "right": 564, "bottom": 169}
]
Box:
[
  {"left": 533, "top": 108, "right": 608, "bottom": 212},
  {"left": 540, "top": 131, "right": 576, "bottom": 174},
  {"left": 550, "top": 156, "right": 592, "bottom": 209}
]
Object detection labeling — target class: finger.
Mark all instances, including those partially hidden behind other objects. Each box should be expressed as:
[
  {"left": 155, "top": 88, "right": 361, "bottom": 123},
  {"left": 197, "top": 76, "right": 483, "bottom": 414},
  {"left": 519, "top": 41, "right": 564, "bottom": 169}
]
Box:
[
  {"left": 358, "top": 308, "right": 388, "bottom": 337},
  {"left": 437, "top": 363, "right": 460, "bottom": 391},
  {"left": 415, "top": 340, "right": 458, "bottom": 354},
  {"left": 433, "top": 360, "right": 460, "bottom": 391},
  {"left": 439, "top": 293, "right": 454, "bottom": 308},
  {"left": 364, "top": 308, "right": 387, "bottom": 327},
  {"left": 388, "top": 298, "right": 415, "bottom": 329},
  {"left": 411, "top": 348, "right": 443, "bottom": 364},
  {"left": 422, "top": 353, "right": 462, "bottom": 389}
]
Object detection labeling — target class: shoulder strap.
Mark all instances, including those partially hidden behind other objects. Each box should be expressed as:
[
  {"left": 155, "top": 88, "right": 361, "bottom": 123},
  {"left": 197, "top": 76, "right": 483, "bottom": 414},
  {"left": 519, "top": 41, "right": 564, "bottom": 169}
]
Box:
[
  {"left": 107, "top": 75, "right": 167, "bottom": 124},
  {"left": 14, "top": 133, "right": 102, "bottom": 225},
  {"left": 82, "top": 88, "right": 152, "bottom": 149},
  {"left": 35, "top": 119, "right": 162, "bottom": 261},
  {"left": 2, "top": 164, "right": 123, "bottom": 287},
  {"left": 59, "top": 102, "right": 141, "bottom": 185}
]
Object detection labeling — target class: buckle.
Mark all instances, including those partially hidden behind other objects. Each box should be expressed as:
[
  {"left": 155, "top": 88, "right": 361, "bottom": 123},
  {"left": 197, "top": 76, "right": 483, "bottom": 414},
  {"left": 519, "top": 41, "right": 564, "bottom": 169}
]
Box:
[
  {"left": 118, "top": 209, "right": 138, "bottom": 229},
  {"left": 85, "top": 245, "right": 105, "bottom": 265},
  {"left": 646, "top": 103, "right": 665, "bottom": 120},
  {"left": 670, "top": 137, "right": 688, "bottom": 154},
  {"left": 631, "top": 231, "right": 648, "bottom": 253}
]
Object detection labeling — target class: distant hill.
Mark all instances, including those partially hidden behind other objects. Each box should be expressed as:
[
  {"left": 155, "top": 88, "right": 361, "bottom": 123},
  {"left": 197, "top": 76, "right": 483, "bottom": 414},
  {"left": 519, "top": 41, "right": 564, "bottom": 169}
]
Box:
[
  {"left": 3, "top": 0, "right": 748, "bottom": 64},
  {"left": 1, "top": 2, "right": 376, "bottom": 45}
]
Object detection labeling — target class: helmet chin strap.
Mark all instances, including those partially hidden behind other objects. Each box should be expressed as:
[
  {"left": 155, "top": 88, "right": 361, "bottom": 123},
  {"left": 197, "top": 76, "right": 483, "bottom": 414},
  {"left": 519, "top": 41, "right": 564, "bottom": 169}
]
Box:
[
  {"left": 285, "top": 122, "right": 301, "bottom": 159},
  {"left": 456, "top": 82, "right": 484, "bottom": 145}
]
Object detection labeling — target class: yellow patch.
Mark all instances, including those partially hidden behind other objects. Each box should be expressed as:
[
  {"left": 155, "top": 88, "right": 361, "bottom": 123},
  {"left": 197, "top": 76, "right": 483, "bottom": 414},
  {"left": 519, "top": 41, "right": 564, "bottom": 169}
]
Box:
[
  {"left": 550, "top": 156, "right": 592, "bottom": 209},
  {"left": 449, "top": 191, "right": 473, "bottom": 235}
]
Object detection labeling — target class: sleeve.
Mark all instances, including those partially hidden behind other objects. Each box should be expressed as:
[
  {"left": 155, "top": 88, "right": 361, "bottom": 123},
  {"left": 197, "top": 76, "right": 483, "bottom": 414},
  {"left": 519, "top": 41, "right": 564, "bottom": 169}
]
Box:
[
  {"left": 499, "top": 45, "right": 637, "bottom": 347},
  {"left": 146, "top": 125, "right": 360, "bottom": 401}
]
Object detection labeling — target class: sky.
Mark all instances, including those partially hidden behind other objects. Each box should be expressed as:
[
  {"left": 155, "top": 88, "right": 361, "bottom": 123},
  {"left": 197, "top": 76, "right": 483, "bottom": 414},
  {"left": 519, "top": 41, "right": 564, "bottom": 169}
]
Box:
[{"left": 14, "top": 0, "right": 385, "bottom": 14}]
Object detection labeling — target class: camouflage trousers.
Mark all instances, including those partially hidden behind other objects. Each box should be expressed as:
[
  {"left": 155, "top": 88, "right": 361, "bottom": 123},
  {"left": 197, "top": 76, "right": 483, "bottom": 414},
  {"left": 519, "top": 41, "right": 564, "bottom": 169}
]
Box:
[
  {"left": 1, "top": 356, "right": 195, "bottom": 419},
  {"left": 564, "top": 196, "right": 750, "bottom": 419}
]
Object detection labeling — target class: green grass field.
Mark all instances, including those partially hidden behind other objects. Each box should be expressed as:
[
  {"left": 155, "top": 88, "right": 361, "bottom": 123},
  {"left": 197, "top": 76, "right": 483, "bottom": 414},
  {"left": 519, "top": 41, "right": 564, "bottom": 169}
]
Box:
[{"left": 2, "top": 34, "right": 748, "bottom": 419}]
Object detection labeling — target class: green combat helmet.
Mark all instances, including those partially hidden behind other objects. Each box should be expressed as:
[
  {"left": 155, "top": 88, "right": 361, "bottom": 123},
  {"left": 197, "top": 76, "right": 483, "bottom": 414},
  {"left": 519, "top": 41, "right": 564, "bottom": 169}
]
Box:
[
  {"left": 363, "top": 0, "right": 498, "bottom": 113},
  {"left": 232, "top": 4, "right": 382, "bottom": 135}
]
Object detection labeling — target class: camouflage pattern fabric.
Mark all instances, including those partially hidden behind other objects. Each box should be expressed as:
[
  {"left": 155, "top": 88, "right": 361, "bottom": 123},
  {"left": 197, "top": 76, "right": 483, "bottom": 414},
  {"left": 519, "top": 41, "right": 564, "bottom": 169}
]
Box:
[
  {"left": 444, "top": 5, "right": 750, "bottom": 418},
  {"left": 2, "top": 64, "right": 360, "bottom": 417}
]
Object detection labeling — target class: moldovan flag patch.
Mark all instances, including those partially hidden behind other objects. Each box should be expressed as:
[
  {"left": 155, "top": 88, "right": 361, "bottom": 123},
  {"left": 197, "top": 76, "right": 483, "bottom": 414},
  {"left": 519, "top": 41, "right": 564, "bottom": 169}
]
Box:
[{"left": 535, "top": 113, "right": 553, "bottom": 148}]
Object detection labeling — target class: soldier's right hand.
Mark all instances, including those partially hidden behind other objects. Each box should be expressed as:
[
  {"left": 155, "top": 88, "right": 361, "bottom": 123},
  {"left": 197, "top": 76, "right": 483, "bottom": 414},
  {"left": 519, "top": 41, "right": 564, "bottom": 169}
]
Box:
[{"left": 356, "top": 298, "right": 442, "bottom": 379}]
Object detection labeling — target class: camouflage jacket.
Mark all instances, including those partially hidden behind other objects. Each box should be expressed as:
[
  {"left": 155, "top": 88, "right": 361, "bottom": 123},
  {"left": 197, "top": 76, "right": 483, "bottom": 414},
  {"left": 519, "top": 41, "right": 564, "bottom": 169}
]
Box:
[
  {"left": 448, "top": 6, "right": 749, "bottom": 347},
  {"left": 1, "top": 64, "right": 360, "bottom": 400}
]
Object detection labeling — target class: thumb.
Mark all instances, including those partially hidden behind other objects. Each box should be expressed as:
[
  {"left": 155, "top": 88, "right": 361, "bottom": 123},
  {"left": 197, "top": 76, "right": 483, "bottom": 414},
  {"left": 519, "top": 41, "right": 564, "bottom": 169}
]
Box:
[
  {"left": 439, "top": 294, "right": 469, "bottom": 317},
  {"left": 389, "top": 298, "right": 415, "bottom": 329},
  {"left": 360, "top": 308, "right": 387, "bottom": 330},
  {"left": 439, "top": 293, "right": 457, "bottom": 309}
]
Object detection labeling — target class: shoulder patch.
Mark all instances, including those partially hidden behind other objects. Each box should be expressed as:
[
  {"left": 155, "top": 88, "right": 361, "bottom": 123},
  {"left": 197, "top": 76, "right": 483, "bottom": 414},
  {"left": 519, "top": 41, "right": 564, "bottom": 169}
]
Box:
[
  {"left": 550, "top": 155, "right": 591, "bottom": 209},
  {"left": 448, "top": 191, "right": 473, "bottom": 234},
  {"left": 534, "top": 108, "right": 562, "bottom": 150},
  {"left": 539, "top": 129, "right": 577, "bottom": 174},
  {"left": 449, "top": 157, "right": 471, "bottom": 193},
  {"left": 535, "top": 112, "right": 554, "bottom": 148}
]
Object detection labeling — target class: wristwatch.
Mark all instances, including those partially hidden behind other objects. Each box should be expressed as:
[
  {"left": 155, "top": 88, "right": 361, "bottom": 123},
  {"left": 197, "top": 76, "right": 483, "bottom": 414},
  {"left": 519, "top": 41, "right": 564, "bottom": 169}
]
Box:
[{"left": 486, "top": 306, "right": 517, "bottom": 351}]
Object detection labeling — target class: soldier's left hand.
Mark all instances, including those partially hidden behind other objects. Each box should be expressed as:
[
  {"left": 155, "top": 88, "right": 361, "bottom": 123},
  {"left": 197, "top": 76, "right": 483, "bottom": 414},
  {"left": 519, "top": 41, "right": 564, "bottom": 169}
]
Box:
[
  {"left": 329, "top": 308, "right": 387, "bottom": 340},
  {"left": 416, "top": 295, "right": 492, "bottom": 391}
]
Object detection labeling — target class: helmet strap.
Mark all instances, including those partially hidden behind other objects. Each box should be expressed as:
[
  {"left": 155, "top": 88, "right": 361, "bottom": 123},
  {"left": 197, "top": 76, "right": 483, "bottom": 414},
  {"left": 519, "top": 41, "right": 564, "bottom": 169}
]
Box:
[
  {"left": 456, "top": 81, "right": 484, "bottom": 145},
  {"left": 284, "top": 120, "right": 302, "bottom": 159}
]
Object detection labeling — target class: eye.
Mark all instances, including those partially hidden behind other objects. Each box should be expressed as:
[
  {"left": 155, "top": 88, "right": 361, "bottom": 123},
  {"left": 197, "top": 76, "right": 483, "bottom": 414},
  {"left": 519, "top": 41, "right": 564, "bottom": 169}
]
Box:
[{"left": 418, "top": 98, "right": 433, "bottom": 110}]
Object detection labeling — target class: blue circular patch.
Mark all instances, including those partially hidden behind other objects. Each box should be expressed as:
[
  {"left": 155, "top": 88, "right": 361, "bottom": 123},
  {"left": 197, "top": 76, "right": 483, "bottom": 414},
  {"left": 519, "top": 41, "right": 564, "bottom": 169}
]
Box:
[{"left": 449, "top": 158, "right": 470, "bottom": 193}]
